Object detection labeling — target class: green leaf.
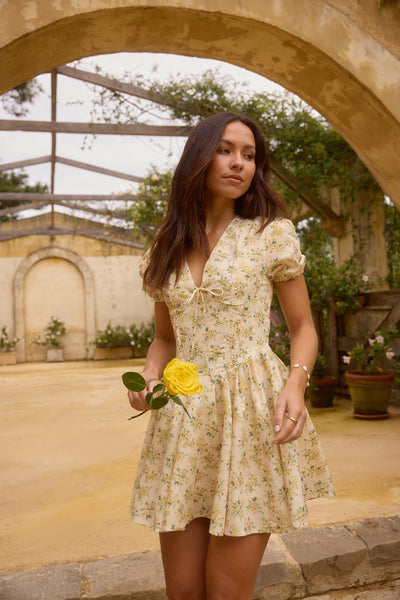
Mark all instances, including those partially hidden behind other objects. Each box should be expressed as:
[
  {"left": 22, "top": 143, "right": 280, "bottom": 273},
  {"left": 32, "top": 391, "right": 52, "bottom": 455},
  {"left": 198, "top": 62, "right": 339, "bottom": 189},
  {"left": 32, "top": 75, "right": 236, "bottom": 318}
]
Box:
[
  {"left": 122, "top": 371, "right": 146, "bottom": 391},
  {"left": 150, "top": 395, "right": 169, "bottom": 410},
  {"left": 145, "top": 391, "right": 153, "bottom": 403},
  {"left": 172, "top": 396, "right": 192, "bottom": 419},
  {"left": 152, "top": 383, "right": 165, "bottom": 393}
]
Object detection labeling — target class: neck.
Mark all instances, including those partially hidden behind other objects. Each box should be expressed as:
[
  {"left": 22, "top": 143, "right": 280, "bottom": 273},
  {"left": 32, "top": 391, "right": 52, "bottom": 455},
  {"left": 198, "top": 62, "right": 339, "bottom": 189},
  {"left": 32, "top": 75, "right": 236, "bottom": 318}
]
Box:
[{"left": 204, "top": 201, "right": 236, "bottom": 233}]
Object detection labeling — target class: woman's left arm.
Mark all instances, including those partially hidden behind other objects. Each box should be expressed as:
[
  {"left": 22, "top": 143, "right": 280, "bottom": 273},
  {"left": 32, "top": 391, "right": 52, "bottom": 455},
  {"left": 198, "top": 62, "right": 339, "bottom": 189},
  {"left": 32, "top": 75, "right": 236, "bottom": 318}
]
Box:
[{"left": 273, "top": 274, "right": 318, "bottom": 444}]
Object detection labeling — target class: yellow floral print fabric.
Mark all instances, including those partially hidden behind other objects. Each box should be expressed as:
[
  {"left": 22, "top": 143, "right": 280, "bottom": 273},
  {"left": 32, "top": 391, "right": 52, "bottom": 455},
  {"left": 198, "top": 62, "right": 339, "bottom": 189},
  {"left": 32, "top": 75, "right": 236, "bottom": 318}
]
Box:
[{"left": 130, "top": 217, "right": 334, "bottom": 536}]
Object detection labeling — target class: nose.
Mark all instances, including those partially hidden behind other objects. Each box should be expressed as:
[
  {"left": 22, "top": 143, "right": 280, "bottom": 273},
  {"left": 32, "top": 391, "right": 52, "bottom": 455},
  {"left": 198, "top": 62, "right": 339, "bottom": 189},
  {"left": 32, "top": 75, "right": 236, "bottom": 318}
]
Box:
[{"left": 230, "top": 152, "right": 243, "bottom": 169}]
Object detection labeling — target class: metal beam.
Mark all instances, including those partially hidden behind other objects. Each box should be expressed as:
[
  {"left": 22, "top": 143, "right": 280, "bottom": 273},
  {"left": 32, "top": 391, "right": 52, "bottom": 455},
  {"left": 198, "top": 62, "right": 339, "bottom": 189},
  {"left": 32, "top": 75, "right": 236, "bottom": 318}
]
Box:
[
  {"left": 56, "top": 65, "right": 156, "bottom": 101},
  {"left": 55, "top": 156, "right": 144, "bottom": 183},
  {"left": 54, "top": 200, "right": 131, "bottom": 219},
  {"left": 0, "top": 193, "right": 138, "bottom": 202},
  {"left": 0, "top": 119, "right": 191, "bottom": 136},
  {"left": 0, "top": 155, "right": 144, "bottom": 183},
  {"left": 0, "top": 156, "right": 52, "bottom": 171},
  {"left": 56, "top": 65, "right": 189, "bottom": 111},
  {"left": 0, "top": 226, "right": 143, "bottom": 248},
  {"left": 0, "top": 200, "right": 49, "bottom": 217}
]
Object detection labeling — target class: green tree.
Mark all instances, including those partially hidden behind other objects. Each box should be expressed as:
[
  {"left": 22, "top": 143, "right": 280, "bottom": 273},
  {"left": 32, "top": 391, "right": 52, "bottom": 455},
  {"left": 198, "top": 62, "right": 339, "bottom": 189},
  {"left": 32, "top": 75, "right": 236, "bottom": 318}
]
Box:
[
  {"left": 90, "top": 68, "right": 376, "bottom": 206},
  {"left": 127, "top": 168, "right": 172, "bottom": 245},
  {"left": 1, "top": 79, "right": 43, "bottom": 117},
  {"left": 297, "top": 217, "right": 334, "bottom": 311}
]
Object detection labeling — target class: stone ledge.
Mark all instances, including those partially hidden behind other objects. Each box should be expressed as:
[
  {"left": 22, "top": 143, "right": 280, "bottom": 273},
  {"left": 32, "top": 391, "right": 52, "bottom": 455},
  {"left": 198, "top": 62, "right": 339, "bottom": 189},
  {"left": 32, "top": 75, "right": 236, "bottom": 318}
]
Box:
[
  {"left": 345, "top": 516, "right": 400, "bottom": 565},
  {"left": 280, "top": 523, "right": 369, "bottom": 595},
  {"left": 82, "top": 552, "right": 166, "bottom": 599},
  {"left": 0, "top": 517, "right": 399, "bottom": 600},
  {"left": 0, "top": 563, "right": 82, "bottom": 600}
]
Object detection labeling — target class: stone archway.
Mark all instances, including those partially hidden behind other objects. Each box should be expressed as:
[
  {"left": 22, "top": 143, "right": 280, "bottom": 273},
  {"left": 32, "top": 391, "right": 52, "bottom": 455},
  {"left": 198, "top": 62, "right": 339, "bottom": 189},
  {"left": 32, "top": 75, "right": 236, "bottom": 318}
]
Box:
[
  {"left": 1, "top": 1, "right": 400, "bottom": 210},
  {"left": 14, "top": 246, "right": 96, "bottom": 362}
]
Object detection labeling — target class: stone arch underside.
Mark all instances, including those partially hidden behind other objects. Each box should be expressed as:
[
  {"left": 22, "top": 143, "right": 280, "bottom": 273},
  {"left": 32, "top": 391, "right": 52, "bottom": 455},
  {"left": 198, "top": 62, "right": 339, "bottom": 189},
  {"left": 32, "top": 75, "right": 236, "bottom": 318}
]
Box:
[
  {"left": 1, "top": 1, "right": 400, "bottom": 209},
  {"left": 13, "top": 247, "right": 96, "bottom": 362}
]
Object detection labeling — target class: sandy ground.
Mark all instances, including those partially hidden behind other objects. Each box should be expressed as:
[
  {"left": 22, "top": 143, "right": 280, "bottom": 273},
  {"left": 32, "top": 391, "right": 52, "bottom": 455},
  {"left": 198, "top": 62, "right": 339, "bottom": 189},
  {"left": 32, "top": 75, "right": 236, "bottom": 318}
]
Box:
[{"left": 0, "top": 359, "right": 399, "bottom": 575}]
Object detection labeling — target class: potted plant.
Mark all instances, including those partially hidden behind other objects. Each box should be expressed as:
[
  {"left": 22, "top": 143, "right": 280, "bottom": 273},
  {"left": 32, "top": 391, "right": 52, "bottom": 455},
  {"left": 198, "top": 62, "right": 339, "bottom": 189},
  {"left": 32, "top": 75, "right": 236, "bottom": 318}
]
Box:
[
  {"left": 0, "top": 326, "right": 20, "bottom": 365},
  {"left": 91, "top": 323, "right": 134, "bottom": 360},
  {"left": 343, "top": 326, "right": 399, "bottom": 419},
  {"left": 308, "top": 354, "right": 337, "bottom": 408},
  {"left": 130, "top": 320, "right": 155, "bottom": 358},
  {"left": 32, "top": 316, "right": 66, "bottom": 362}
]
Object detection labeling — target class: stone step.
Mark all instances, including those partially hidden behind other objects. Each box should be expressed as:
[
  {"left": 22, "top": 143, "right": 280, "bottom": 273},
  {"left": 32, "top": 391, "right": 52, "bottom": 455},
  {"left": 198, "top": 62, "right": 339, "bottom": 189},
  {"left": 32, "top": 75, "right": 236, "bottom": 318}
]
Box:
[{"left": 1, "top": 516, "right": 399, "bottom": 600}]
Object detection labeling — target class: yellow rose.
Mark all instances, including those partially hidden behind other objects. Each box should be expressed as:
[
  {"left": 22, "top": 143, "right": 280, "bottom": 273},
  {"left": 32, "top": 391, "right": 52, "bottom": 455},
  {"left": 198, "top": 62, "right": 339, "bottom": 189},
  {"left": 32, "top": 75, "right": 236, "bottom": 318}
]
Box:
[{"left": 163, "top": 358, "right": 203, "bottom": 396}]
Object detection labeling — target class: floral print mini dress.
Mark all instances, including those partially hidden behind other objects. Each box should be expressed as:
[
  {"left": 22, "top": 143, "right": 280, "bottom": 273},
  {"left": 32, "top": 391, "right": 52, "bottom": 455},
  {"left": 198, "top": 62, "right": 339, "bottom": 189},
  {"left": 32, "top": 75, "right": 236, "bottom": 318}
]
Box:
[{"left": 130, "top": 217, "right": 334, "bottom": 536}]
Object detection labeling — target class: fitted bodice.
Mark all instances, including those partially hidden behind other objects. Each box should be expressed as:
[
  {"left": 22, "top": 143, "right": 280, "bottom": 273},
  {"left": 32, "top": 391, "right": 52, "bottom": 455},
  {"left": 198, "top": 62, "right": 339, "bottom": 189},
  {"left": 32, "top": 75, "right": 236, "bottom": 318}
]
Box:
[{"left": 154, "top": 216, "right": 305, "bottom": 375}]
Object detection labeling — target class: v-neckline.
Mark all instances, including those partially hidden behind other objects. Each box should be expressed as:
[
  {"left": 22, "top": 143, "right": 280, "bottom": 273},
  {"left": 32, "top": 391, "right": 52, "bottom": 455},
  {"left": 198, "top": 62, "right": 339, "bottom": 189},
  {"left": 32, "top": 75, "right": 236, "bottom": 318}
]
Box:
[{"left": 186, "top": 215, "right": 238, "bottom": 288}]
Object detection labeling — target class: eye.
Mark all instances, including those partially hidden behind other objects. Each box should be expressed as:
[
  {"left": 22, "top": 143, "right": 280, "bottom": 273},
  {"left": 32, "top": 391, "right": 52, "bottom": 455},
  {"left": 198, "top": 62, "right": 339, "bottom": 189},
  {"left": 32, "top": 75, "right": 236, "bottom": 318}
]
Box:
[
  {"left": 244, "top": 152, "right": 255, "bottom": 161},
  {"left": 217, "top": 146, "right": 230, "bottom": 154}
]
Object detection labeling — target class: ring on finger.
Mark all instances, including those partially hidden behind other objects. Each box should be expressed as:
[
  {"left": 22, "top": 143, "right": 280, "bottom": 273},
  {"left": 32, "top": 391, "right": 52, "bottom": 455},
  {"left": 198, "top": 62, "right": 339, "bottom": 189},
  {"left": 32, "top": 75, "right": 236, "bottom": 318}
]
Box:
[{"left": 287, "top": 416, "right": 298, "bottom": 425}]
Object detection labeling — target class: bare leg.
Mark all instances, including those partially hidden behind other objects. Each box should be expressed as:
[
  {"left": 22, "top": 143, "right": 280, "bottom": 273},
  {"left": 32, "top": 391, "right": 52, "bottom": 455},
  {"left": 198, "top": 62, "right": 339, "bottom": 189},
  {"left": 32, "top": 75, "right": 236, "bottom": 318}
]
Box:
[
  {"left": 159, "top": 517, "right": 210, "bottom": 600},
  {"left": 206, "top": 532, "right": 270, "bottom": 600}
]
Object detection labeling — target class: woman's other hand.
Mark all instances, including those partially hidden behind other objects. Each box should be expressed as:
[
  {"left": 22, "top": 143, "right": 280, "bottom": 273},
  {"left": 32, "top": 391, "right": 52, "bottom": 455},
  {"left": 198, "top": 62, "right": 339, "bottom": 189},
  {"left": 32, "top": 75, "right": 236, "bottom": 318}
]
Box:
[
  {"left": 273, "top": 386, "right": 307, "bottom": 444},
  {"left": 127, "top": 372, "right": 160, "bottom": 413}
]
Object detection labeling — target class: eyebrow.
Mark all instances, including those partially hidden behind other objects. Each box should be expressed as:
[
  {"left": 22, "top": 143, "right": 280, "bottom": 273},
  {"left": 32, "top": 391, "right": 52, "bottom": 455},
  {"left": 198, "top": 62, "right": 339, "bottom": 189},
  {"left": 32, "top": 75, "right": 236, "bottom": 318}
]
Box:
[{"left": 219, "top": 138, "right": 256, "bottom": 151}]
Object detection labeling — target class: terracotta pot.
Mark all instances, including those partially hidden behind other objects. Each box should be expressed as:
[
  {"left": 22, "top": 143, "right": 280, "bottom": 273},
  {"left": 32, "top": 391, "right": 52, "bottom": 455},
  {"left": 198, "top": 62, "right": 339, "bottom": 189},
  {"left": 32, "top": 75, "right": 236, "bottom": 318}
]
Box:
[
  {"left": 93, "top": 346, "right": 133, "bottom": 360},
  {"left": 46, "top": 347, "right": 64, "bottom": 362},
  {"left": 345, "top": 370, "right": 395, "bottom": 419},
  {"left": 308, "top": 376, "right": 337, "bottom": 408},
  {"left": 134, "top": 345, "right": 150, "bottom": 358},
  {"left": 0, "top": 352, "right": 17, "bottom": 365}
]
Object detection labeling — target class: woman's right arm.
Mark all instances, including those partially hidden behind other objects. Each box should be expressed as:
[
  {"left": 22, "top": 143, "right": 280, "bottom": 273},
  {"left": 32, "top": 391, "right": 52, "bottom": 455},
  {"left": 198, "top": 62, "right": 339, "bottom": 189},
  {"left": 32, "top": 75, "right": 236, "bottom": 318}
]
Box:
[{"left": 128, "top": 301, "right": 176, "bottom": 413}]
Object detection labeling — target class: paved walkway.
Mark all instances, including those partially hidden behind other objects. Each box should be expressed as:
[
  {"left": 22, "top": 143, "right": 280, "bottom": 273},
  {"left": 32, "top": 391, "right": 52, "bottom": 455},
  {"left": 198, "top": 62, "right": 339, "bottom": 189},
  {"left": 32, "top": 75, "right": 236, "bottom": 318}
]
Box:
[{"left": 0, "top": 360, "right": 400, "bottom": 598}]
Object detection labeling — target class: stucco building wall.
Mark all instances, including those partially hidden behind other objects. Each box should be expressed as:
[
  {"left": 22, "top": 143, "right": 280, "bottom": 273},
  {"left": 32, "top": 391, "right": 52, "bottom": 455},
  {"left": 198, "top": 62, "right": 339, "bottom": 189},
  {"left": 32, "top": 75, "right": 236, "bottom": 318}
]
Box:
[{"left": 0, "top": 214, "right": 152, "bottom": 362}]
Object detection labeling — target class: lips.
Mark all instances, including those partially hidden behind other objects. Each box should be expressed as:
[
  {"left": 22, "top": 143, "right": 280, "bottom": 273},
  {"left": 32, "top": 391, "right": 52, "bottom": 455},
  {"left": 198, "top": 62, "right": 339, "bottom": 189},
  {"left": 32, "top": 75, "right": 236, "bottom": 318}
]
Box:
[{"left": 224, "top": 174, "right": 243, "bottom": 183}]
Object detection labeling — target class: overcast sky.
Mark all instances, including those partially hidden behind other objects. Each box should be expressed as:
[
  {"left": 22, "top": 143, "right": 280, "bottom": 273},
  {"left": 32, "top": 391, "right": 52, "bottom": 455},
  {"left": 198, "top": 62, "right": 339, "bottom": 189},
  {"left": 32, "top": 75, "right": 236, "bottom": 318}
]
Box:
[{"left": 0, "top": 53, "right": 286, "bottom": 198}]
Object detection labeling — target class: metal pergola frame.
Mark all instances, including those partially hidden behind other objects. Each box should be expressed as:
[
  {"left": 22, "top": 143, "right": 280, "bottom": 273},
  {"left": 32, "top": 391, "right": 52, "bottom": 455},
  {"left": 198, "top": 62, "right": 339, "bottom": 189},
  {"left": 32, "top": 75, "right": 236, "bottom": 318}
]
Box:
[{"left": 0, "top": 64, "right": 345, "bottom": 242}]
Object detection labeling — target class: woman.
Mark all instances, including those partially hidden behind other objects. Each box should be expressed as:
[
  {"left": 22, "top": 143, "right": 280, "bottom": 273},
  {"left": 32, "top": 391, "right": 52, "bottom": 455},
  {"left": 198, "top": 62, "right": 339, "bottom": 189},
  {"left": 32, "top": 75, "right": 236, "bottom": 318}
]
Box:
[{"left": 128, "top": 111, "right": 334, "bottom": 600}]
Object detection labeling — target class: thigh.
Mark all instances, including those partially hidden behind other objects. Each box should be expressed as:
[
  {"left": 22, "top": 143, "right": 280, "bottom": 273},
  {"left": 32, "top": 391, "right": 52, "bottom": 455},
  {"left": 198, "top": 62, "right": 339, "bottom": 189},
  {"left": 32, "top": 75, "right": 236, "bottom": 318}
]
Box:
[
  {"left": 159, "top": 517, "right": 210, "bottom": 600},
  {"left": 206, "top": 532, "right": 270, "bottom": 600}
]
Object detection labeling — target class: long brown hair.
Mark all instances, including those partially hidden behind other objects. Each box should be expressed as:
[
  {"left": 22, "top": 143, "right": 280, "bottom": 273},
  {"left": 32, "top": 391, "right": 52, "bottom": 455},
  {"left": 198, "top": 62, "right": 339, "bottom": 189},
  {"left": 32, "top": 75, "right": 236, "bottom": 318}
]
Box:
[{"left": 143, "top": 111, "right": 287, "bottom": 292}]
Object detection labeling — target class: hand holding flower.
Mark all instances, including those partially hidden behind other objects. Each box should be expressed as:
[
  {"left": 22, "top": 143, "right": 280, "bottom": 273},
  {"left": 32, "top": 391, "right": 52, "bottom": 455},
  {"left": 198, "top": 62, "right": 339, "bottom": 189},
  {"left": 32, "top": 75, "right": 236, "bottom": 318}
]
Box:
[{"left": 123, "top": 358, "right": 202, "bottom": 420}]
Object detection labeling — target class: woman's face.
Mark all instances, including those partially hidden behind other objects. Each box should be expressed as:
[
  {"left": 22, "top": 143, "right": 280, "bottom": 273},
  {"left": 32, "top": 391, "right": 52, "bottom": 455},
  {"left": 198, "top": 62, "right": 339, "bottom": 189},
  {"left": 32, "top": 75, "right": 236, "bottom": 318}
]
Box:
[{"left": 205, "top": 121, "right": 256, "bottom": 203}]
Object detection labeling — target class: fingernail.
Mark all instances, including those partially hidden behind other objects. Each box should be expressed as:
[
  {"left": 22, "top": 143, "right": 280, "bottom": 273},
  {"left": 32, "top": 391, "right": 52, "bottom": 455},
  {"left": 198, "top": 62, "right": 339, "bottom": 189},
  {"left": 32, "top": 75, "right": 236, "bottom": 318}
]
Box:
[{"left": 275, "top": 425, "right": 280, "bottom": 432}]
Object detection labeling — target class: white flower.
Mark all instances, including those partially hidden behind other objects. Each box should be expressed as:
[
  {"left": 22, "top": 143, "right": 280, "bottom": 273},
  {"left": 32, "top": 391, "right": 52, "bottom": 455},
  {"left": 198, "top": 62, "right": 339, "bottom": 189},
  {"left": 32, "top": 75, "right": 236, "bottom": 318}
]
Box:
[
  {"left": 386, "top": 351, "right": 395, "bottom": 360},
  {"left": 362, "top": 275, "right": 369, "bottom": 282},
  {"left": 368, "top": 338, "right": 375, "bottom": 346},
  {"left": 342, "top": 355, "right": 351, "bottom": 364},
  {"left": 375, "top": 335, "right": 384, "bottom": 344}
]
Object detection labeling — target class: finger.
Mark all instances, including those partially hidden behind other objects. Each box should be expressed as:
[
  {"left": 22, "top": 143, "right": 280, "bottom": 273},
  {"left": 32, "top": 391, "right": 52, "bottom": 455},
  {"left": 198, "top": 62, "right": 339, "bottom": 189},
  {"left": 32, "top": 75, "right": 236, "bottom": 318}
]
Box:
[
  {"left": 274, "top": 399, "right": 287, "bottom": 434},
  {"left": 274, "top": 418, "right": 297, "bottom": 444},
  {"left": 275, "top": 416, "right": 305, "bottom": 444},
  {"left": 128, "top": 390, "right": 149, "bottom": 412}
]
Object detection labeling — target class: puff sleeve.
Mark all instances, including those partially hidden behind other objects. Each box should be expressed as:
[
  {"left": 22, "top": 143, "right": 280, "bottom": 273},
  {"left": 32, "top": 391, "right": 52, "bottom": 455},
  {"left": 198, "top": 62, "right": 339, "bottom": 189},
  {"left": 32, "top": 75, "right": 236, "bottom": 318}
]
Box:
[
  {"left": 264, "top": 219, "right": 305, "bottom": 281},
  {"left": 139, "top": 250, "right": 164, "bottom": 302}
]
